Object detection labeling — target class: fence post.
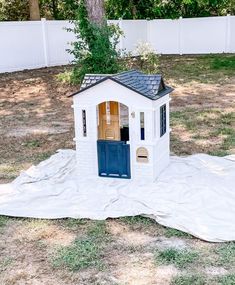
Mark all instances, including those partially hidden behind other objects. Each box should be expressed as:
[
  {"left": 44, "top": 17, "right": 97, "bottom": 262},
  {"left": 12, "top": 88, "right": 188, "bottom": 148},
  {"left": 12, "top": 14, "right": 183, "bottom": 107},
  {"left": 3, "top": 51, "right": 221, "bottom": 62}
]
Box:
[
  {"left": 118, "top": 18, "right": 124, "bottom": 55},
  {"left": 147, "top": 19, "right": 152, "bottom": 48},
  {"left": 41, "top": 18, "right": 49, "bottom": 67},
  {"left": 225, "top": 14, "right": 231, "bottom": 53},
  {"left": 178, "top": 16, "right": 183, "bottom": 55}
]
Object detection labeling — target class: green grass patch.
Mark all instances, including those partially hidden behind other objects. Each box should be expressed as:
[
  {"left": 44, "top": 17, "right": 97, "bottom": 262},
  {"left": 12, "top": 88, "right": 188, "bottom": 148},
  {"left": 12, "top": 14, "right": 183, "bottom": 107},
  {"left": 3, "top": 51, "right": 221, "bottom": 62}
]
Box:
[
  {"left": 217, "top": 274, "right": 235, "bottom": 285},
  {"left": 22, "top": 139, "right": 41, "bottom": 148},
  {"left": 0, "top": 257, "right": 13, "bottom": 272},
  {"left": 53, "top": 237, "right": 104, "bottom": 271},
  {"left": 171, "top": 109, "right": 235, "bottom": 155},
  {"left": 0, "top": 216, "right": 9, "bottom": 228},
  {"left": 155, "top": 248, "right": 199, "bottom": 269},
  {"left": 165, "top": 228, "right": 192, "bottom": 238},
  {"left": 119, "top": 215, "right": 155, "bottom": 226},
  {"left": 53, "top": 221, "right": 109, "bottom": 271},
  {"left": 208, "top": 150, "right": 229, "bottom": 157},
  {"left": 61, "top": 218, "right": 88, "bottom": 229},
  {"left": 34, "top": 152, "right": 53, "bottom": 163},
  {"left": 161, "top": 54, "right": 235, "bottom": 83},
  {"left": 215, "top": 242, "right": 235, "bottom": 267},
  {"left": 171, "top": 274, "right": 206, "bottom": 285},
  {"left": 211, "top": 56, "right": 235, "bottom": 70}
]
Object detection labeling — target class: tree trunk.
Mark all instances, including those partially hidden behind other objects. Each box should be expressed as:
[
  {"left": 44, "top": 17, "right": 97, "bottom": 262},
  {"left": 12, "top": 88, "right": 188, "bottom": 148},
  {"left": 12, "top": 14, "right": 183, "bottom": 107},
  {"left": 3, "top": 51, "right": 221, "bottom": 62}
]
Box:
[
  {"left": 29, "top": 0, "right": 40, "bottom": 20},
  {"left": 85, "top": 0, "right": 105, "bottom": 26}
]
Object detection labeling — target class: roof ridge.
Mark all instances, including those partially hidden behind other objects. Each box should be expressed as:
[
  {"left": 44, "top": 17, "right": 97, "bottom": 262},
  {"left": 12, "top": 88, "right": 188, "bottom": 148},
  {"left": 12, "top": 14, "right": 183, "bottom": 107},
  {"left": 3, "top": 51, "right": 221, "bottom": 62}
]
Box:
[
  {"left": 114, "top": 69, "right": 143, "bottom": 77},
  {"left": 84, "top": 73, "right": 112, "bottom": 76}
]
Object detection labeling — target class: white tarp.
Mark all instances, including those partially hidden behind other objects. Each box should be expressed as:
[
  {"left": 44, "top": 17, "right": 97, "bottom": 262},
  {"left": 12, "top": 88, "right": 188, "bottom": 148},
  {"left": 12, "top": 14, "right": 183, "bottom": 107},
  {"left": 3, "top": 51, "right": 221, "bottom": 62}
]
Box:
[{"left": 0, "top": 149, "right": 235, "bottom": 242}]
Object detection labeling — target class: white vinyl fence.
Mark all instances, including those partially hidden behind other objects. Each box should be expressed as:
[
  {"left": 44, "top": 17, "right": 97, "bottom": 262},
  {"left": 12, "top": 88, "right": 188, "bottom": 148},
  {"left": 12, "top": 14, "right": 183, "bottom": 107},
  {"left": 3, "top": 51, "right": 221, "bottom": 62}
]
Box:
[{"left": 0, "top": 16, "right": 234, "bottom": 73}]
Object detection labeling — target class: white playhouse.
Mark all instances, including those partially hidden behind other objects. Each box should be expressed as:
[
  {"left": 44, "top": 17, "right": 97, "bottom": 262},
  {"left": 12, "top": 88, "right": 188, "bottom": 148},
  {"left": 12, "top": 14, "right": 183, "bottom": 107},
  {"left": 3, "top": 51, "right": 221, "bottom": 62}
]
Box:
[{"left": 69, "top": 70, "right": 173, "bottom": 181}]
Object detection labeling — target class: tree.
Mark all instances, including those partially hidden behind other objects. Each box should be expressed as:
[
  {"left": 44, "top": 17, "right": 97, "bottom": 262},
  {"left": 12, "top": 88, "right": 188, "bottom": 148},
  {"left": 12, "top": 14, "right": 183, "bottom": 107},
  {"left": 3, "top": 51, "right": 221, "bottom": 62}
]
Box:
[
  {"left": 0, "top": 0, "right": 29, "bottom": 21},
  {"left": 68, "top": 0, "right": 122, "bottom": 83},
  {"left": 85, "top": 0, "right": 105, "bottom": 25},
  {"left": 29, "top": 0, "right": 40, "bottom": 20}
]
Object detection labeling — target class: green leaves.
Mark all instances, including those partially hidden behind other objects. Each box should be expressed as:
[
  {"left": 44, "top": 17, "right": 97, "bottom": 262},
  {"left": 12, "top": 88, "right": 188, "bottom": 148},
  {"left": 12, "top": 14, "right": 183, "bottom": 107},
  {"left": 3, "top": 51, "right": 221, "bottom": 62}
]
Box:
[{"left": 67, "top": 0, "right": 123, "bottom": 83}]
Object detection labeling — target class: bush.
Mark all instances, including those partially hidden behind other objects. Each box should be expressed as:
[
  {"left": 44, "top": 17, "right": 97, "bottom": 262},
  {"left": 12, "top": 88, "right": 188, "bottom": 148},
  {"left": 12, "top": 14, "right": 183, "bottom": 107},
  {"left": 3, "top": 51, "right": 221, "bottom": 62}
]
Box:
[
  {"left": 134, "top": 41, "right": 160, "bottom": 74},
  {"left": 67, "top": 0, "right": 123, "bottom": 84}
]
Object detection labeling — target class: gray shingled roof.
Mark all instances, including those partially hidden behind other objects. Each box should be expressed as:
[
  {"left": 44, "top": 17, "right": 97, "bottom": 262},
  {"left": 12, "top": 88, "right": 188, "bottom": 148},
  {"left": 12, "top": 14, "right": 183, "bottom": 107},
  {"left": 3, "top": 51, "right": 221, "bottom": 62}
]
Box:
[{"left": 69, "top": 70, "right": 173, "bottom": 100}]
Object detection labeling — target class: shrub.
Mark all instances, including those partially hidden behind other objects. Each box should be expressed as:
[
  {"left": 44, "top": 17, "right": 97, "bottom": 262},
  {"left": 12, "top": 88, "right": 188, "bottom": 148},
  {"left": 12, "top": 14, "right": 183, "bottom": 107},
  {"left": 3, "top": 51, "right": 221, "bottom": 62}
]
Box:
[
  {"left": 134, "top": 41, "right": 160, "bottom": 74},
  {"left": 67, "top": 0, "right": 123, "bottom": 84}
]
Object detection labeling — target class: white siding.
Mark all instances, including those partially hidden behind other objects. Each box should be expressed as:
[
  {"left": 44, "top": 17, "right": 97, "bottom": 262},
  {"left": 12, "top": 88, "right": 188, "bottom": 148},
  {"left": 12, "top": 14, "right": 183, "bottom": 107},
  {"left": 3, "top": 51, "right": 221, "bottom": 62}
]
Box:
[{"left": 73, "top": 80, "right": 170, "bottom": 181}]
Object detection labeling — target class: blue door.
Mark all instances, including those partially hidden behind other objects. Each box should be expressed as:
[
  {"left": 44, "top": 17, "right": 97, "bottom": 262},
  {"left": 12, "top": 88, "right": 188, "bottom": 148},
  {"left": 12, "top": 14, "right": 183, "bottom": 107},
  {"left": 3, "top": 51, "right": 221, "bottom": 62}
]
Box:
[{"left": 97, "top": 140, "right": 131, "bottom": 178}]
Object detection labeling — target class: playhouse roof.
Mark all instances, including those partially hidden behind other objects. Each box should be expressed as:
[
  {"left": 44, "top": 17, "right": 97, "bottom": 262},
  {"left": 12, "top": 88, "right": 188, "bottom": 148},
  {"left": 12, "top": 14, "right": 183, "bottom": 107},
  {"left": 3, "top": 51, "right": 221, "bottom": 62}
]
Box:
[{"left": 69, "top": 70, "right": 173, "bottom": 100}]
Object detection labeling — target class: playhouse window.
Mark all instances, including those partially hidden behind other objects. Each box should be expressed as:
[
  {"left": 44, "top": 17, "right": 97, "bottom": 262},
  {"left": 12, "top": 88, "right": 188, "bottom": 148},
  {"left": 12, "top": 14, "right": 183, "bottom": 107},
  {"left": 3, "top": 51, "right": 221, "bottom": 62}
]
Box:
[
  {"left": 160, "top": 105, "right": 166, "bottom": 137},
  {"left": 140, "top": 112, "right": 145, "bottom": 140},
  {"left": 82, "top": 109, "right": 87, "bottom": 137},
  {"left": 120, "top": 103, "right": 129, "bottom": 142},
  {"left": 153, "top": 110, "right": 157, "bottom": 138},
  {"left": 97, "top": 101, "right": 129, "bottom": 142},
  {"left": 106, "top": 102, "right": 111, "bottom": 124}
]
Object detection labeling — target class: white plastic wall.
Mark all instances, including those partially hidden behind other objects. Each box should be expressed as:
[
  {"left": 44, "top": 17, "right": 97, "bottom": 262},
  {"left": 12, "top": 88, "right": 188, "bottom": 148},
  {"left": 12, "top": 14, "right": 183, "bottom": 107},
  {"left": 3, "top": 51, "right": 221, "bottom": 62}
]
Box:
[
  {"left": 0, "top": 20, "right": 74, "bottom": 73},
  {"left": 230, "top": 16, "right": 235, "bottom": 52},
  {"left": 73, "top": 79, "right": 170, "bottom": 181},
  {"left": 181, "top": 17, "right": 227, "bottom": 54},
  {"left": 148, "top": 19, "right": 180, "bottom": 54},
  {"left": 0, "top": 16, "right": 234, "bottom": 73}
]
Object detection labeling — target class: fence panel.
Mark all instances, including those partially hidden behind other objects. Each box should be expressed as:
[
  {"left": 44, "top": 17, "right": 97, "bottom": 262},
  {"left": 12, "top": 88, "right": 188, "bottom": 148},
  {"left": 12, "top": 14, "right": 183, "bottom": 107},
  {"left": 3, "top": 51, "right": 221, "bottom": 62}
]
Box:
[
  {"left": 181, "top": 17, "right": 227, "bottom": 54},
  {"left": 149, "top": 19, "right": 180, "bottom": 54},
  {"left": 121, "top": 20, "right": 148, "bottom": 53},
  {"left": 0, "top": 21, "right": 45, "bottom": 72},
  {"left": 230, "top": 16, "right": 235, "bottom": 52},
  {"left": 0, "top": 16, "right": 234, "bottom": 73},
  {"left": 46, "top": 20, "right": 75, "bottom": 66}
]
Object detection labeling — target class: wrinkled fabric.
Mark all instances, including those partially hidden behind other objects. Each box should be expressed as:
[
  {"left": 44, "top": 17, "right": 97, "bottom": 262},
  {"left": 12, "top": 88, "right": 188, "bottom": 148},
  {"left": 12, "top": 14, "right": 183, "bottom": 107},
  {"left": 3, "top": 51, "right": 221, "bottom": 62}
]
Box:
[{"left": 0, "top": 149, "right": 235, "bottom": 242}]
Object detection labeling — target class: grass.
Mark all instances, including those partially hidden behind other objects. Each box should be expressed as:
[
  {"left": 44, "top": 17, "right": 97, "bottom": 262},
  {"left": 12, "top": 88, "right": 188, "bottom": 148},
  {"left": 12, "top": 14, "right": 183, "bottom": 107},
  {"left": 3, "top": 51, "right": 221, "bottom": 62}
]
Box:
[
  {"left": 57, "top": 54, "right": 235, "bottom": 85},
  {"left": 53, "top": 221, "right": 110, "bottom": 271},
  {"left": 34, "top": 152, "right": 54, "bottom": 163},
  {"left": 211, "top": 56, "right": 235, "bottom": 70},
  {"left": 60, "top": 218, "right": 88, "bottom": 229},
  {"left": 0, "top": 216, "right": 9, "bottom": 228},
  {"left": 119, "top": 215, "right": 155, "bottom": 226},
  {"left": 154, "top": 248, "right": 199, "bottom": 269},
  {"left": 165, "top": 228, "right": 192, "bottom": 238},
  {"left": 0, "top": 257, "right": 13, "bottom": 272},
  {"left": 217, "top": 274, "right": 235, "bottom": 285},
  {"left": 170, "top": 109, "right": 235, "bottom": 156},
  {"left": 215, "top": 242, "right": 235, "bottom": 267},
  {"left": 171, "top": 274, "right": 206, "bottom": 285},
  {"left": 161, "top": 54, "right": 235, "bottom": 83},
  {"left": 53, "top": 237, "right": 104, "bottom": 271},
  {"left": 22, "top": 139, "right": 41, "bottom": 148}
]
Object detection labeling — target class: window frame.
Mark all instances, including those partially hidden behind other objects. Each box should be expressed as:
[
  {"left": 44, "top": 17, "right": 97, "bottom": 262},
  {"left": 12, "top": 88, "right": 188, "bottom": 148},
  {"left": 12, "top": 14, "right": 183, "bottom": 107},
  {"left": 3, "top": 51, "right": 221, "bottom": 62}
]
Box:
[
  {"left": 82, "top": 109, "right": 87, "bottom": 137},
  {"left": 160, "top": 104, "right": 167, "bottom": 137},
  {"left": 140, "top": 111, "right": 145, "bottom": 140}
]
